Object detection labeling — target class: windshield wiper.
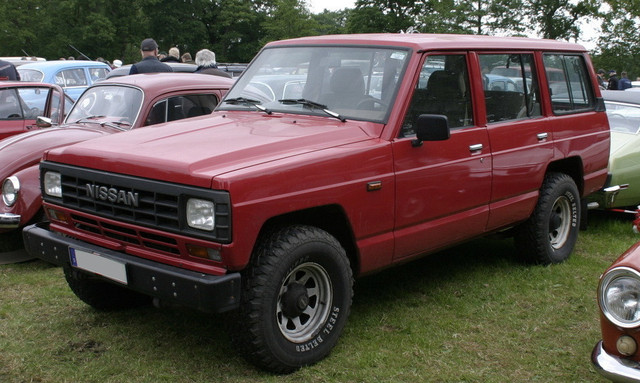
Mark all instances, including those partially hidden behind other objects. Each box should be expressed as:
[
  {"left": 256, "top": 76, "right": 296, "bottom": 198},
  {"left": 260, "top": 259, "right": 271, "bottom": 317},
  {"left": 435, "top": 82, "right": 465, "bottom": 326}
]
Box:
[
  {"left": 224, "top": 97, "right": 272, "bottom": 114},
  {"left": 74, "top": 115, "right": 105, "bottom": 124},
  {"left": 278, "top": 99, "right": 345, "bottom": 122}
]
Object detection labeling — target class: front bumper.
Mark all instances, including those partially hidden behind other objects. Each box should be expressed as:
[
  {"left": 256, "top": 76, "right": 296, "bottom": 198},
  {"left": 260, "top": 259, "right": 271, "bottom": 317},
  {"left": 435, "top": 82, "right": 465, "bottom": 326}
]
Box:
[
  {"left": 22, "top": 222, "right": 241, "bottom": 313},
  {"left": 0, "top": 212, "right": 20, "bottom": 229},
  {"left": 592, "top": 340, "right": 640, "bottom": 382}
]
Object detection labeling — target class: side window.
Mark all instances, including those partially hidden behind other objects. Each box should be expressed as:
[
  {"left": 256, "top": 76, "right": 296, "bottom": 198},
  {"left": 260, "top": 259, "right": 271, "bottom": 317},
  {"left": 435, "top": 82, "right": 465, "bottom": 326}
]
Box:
[
  {"left": 59, "top": 69, "right": 88, "bottom": 87},
  {"left": 145, "top": 94, "right": 219, "bottom": 126},
  {"left": 90, "top": 68, "right": 109, "bottom": 82},
  {"left": 18, "top": 87, "right": 49, "bottom": 118},
  {"left": 0, "top": 89, "right": 23, "bottom": 119},
  {"left": 479, "top": 53, "right": 541, "bottom": 123},
  {"left": 543, "top": 54, "right": 595, "bottom": 113},
  {"left": 400, "top": 54, "right": 472, "bottom": 137}
]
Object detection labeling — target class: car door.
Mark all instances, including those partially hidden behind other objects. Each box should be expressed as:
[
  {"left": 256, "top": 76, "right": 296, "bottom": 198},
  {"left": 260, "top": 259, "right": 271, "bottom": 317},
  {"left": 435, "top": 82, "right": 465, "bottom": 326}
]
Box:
[{"left": 392, "top": 53, "right": 492, "bottom": 259}]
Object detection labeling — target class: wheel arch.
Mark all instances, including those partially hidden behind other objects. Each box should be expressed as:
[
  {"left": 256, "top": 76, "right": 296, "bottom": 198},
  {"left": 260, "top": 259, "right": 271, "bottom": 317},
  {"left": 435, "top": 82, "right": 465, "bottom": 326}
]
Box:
[
  {"left": 546, "top": 156, "right": 584, "bottom": 195},
  {"left": 253, "top": 205, "right": 360, "bottom": 275}
]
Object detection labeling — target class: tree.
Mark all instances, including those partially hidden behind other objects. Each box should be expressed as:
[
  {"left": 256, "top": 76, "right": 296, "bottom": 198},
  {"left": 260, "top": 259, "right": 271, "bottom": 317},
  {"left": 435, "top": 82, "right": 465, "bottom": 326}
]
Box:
[{"left": 260, "top": 0, "right": 318, "bottom": 45}]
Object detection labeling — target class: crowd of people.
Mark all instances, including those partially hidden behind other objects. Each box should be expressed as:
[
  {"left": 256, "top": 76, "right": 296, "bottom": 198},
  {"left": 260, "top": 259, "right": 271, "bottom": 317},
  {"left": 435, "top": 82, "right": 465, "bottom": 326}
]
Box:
[{"left": 597, "top": 68, "right": 634, "bottom": 90}]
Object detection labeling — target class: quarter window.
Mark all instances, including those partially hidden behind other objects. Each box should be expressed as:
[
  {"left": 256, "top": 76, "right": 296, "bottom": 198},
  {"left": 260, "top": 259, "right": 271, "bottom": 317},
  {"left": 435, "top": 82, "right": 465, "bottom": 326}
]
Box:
[
  {"left": 146, "top": 94, "right": 219, "bottom": 126},
  {"left": 543, "top": 54, "right": 595, "bottom": 113}
]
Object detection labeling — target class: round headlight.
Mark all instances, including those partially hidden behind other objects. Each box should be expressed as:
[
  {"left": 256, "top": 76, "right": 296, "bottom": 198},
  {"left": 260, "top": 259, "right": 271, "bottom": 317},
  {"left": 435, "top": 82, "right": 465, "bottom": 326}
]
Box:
[
  {"left": 186, "top": 198, "right": 215, "bottom": 231},
  {"left": 2, "top": 176, "right": 20, "bottom": 207},
  {"left": 600, "top": 267, "right": 640, "bottom": 328}
]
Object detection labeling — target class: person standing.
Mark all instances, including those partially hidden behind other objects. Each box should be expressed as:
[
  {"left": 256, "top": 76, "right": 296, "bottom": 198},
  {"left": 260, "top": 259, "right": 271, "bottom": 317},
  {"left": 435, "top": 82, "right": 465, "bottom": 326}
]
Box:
[
  {"left": 607, "top": 70, "right": 619, "bottom": 90},
  {"left": 0, "top": 59, "right": 20, "bottom": 81},
  {"left": 161, "top": 47, "right": 180, "bottom": 63},
  {"left": 619, "top": 71, "right": 632, "bottom": 90},
  {"left": 596, "top": 69, "right": 606, "bottom": 89},
  {"left": 130, "top": 38, "right": 173, "bottom": 75},
  {"left": 194, "top": 49, "right": 232, "bottom": 78}
]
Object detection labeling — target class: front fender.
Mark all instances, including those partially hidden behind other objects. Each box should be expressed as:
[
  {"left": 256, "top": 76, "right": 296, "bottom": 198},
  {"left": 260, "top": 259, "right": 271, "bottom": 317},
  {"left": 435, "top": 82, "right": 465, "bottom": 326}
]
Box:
[{"left": 0, "top": 164, "right": 42, "bottom": 233}]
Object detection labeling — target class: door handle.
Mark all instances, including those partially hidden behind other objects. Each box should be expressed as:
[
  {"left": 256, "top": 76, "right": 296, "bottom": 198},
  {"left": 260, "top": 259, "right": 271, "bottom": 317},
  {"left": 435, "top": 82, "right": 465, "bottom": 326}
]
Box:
[
  {"left": 469, "top": 144, "right": 483, "bottom": 152},
  {"left": 537, "top": 133, "right": 548, "bottom": 141}
]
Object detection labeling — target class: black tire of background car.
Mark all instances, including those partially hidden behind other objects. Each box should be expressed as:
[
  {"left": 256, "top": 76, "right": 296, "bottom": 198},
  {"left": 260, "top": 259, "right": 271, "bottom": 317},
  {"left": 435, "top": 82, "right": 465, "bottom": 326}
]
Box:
[
  {"left": 63, "top": 265, "right": 151, "bottom": 311},
  {"left": 235, "top": 225, "right": 353, "bottom": 374},
  {"left": 515, "top": 172, "right": 580, "bottom": 264}
]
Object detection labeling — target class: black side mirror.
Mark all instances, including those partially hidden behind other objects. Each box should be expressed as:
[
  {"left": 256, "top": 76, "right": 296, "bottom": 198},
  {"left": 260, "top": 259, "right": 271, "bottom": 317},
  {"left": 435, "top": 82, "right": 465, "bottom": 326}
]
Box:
[{"left": 412, "top": 114, "right": 450, "bottom": 147}]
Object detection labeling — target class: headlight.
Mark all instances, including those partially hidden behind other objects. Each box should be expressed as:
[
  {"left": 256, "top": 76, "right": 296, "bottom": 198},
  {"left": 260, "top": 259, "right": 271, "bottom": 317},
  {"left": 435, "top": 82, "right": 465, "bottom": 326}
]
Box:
[
  {"left": 2, "top": 176, "right": 20, "bottom": 207},
  {"left": 600, "top": 267, "right": 640, "bottom": 328},
  {"left": 186, "top": 198, "right": 215, "bottom": 231},
  {"left": 43, "top": 171, "right": 62, "bottom": 198}
]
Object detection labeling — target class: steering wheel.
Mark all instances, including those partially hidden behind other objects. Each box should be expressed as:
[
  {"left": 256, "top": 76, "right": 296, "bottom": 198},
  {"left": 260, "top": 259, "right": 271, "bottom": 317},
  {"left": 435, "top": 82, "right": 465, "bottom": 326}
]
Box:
[{"left": 356, "top": 97, "right": 388, "bottom": 110}]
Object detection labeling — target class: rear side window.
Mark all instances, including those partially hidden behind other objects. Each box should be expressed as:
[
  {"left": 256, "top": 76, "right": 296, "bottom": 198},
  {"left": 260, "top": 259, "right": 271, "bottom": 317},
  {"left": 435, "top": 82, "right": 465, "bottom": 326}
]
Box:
[
  {"left": 479, "top": 53, "right": 541, "bottom": 123},
  {"left": 55, "top": 69, "right": 88, "bottom": 87},
  {"left": 543, "top": 54, "right": 595, "bottom": 113},
  {"left": 146, "top": 94, "right": 219, "bottom": 126}
]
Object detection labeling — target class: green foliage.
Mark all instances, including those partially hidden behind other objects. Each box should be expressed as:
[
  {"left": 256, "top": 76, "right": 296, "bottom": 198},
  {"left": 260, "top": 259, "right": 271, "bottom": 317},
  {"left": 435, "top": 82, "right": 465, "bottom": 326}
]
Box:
[{"left": 0, "top": 211, "right": 635, "bottom": 381}]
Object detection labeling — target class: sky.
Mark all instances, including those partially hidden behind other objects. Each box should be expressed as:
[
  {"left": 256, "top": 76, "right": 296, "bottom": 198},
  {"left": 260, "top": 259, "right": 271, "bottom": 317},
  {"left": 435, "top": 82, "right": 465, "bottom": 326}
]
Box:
[{"left": 307, "top": 0, "right": 355, "bottom": 13}]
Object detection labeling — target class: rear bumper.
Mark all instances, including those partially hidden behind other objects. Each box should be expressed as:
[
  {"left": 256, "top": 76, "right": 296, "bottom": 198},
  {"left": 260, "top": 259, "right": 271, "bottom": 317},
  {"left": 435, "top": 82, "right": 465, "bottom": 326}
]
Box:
[
  {"left": 592, "top": 340, "right": 640, "bottom": 383},
  {"left": 0, "top": 213, "right": 20, "bottom": 229},
  {"left": 22, "top": 222, "right": 241, "bottom": 313}
]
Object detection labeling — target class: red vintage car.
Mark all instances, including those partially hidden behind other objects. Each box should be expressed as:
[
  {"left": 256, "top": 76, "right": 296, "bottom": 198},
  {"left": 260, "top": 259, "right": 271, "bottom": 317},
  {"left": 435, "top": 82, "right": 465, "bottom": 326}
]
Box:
[
  {"left": 0, "top": 73, "right": 233, "bottom": 234},
  {"left": 593, "top": 242, "right": 640, "bottom": 382},
  {"left": 0, "top": 81, "right": 72, "bottom": 140}
]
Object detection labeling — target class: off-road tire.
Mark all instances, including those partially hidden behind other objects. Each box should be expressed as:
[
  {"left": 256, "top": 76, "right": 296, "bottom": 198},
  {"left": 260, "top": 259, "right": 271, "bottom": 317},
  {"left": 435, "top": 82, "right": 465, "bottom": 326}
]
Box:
[
  {"left": 515, "top": 172, "right": 580, "bottom": 264},
  {"left": 236, "top": 225, "right": 353, "bottom": 373},
  {"left": 63, "top": 265, "right": 151, "bottom": 311}
]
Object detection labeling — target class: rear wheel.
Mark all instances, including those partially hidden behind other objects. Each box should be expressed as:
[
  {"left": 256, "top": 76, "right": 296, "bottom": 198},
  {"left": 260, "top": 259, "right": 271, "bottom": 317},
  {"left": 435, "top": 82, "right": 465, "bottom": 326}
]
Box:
[
  {"left": 515, "top": 172, "right": 580, "bottom": 264},
  {"left": 237, "top": 225, "right": 353, "bottom": 373}
]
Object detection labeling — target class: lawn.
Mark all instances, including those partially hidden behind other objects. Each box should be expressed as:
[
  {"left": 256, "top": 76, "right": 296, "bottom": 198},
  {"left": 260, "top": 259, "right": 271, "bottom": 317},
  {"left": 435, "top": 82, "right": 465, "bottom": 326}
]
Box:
[{"left": 0, "top": 211, "right": 636, "bottom": 382}]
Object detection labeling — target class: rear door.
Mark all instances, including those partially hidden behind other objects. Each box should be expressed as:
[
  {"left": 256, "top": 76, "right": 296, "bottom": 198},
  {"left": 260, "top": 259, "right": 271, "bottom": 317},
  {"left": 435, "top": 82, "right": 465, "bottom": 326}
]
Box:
[{"left": 392, "top": 53, "right": 492, "bottom": 259}]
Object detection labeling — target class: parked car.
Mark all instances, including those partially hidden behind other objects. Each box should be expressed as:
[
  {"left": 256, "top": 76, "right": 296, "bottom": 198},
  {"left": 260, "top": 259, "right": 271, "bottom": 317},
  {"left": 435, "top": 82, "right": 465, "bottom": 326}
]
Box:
[
  {"left": 0, "top": 56, "right": 46, "bottom": 67},
  {"left": 587, "top": 90, "right": 640, "bottom": 211},
  {"left": 0, "top": 73, "right": 233, "bottom": 234},
  {"left": 17, "top": 60, "right": 111, "bottom": 101},
  {"left": 592, "top": 242, "right": 640, "bottom": 382},
  {"left": 22, "top": 34, "right": 609, "bottom": 373},
  {"left": 105, "top": 62, "right": 197, "bottom": 79},
  {"left": 0, "top": 81, "right": 73, "bottom": 140}
]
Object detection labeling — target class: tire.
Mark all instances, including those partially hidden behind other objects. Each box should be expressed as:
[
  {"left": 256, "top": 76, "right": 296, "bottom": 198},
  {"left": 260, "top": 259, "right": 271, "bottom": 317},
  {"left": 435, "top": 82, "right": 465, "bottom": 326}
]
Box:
[
  {"left": 236, "top": 225, "right": 353, "bottom": 373},
  {"left": 515, "top": 172, "right": 580, "bottom": 264},
  {"left": 63, "top": 265, "right": 151, "bottom": 311}
]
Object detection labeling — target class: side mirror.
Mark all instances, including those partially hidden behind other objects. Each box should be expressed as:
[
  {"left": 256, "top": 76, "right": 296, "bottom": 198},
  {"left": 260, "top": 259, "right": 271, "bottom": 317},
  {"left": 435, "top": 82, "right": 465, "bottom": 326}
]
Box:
[
  {"left": 412, "top": 114, "right": 450, "bottom": 147},
  {"left": 36, "top": 116, "right": 53, "bottom": 128}
]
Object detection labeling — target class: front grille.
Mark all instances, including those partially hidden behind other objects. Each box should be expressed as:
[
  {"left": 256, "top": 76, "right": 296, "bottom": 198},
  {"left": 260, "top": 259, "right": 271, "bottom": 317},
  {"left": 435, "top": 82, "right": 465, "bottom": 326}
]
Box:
[{"left": 41, "top": 162, "right": 231, "bottom": 243}]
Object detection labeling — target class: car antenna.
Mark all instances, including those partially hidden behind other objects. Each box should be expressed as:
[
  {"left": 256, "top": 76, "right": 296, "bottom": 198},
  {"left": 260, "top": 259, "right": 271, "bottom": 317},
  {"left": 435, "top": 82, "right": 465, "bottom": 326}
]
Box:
[{"left": 68, "top": 44, "right": 92, "bottom": 61}]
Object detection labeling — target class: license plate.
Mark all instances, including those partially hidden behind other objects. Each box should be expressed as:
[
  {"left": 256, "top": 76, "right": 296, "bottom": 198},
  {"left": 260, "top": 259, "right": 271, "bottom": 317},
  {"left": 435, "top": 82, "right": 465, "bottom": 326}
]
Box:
[{"left": 69, "top": 247, "right": 128, "bottom": 285}]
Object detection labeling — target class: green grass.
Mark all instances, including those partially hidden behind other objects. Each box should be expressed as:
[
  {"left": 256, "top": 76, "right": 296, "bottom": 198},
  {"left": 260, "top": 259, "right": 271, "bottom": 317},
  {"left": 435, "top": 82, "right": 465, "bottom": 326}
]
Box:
[{"left": 1, "top": 211, "right": 637, "bottom": 382}]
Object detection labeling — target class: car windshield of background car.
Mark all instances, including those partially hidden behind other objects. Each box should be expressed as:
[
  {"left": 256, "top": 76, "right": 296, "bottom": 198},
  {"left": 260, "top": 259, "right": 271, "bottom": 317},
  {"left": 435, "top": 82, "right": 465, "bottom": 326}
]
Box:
[
  {"left": 605, "top": 102, "right": 640, "bottom": 134},
  {"left": 219, "top": 45, "right": 410, "bottom": 123},
  {"left": 66, "top": 85, "right": 143, "bottom": 127}
]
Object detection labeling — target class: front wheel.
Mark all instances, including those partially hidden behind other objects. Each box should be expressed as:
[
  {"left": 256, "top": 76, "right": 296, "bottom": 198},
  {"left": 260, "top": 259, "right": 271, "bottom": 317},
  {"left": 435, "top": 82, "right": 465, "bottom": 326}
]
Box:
[
  {"left": 237, "top": 225, "right": 353, "bottom": 373},
  {"left": 515, "top": 172, "right": 580, "bottom": 264}
]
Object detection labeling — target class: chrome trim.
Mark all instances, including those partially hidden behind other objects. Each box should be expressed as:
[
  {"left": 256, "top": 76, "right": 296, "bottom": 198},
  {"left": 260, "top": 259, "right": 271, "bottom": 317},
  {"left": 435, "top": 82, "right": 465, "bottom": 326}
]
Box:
[
  {"left": 2, "top": 176, "right": 20, "bottom": 207},
  {"left": 599, "top": 267, "right": 640, "bottom": 328},
  {"left": 0, "top": 212, "right": 21, "bottom": 229},
  {"left": 469, "top": 144, "right": 483, "bottom": 152},
  {"left": 601, "top": 184, "right": 630, "bottom": 209},
  {"left": 537, "top": 132, "right": 548, "bottom": 140},
  {"left": 592, "top": 340, "right": 640, "bottom": 383}
]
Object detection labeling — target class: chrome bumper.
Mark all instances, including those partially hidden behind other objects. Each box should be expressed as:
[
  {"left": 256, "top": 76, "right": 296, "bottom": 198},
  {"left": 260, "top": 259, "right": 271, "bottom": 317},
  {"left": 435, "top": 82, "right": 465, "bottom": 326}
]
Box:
[
  {"left": 592, "top": 340, "right": 640, "bottom": 382},
  {"left": 0, "top": 213, "right": 20, "bottom": 229},
  {"left": 590, "top": 184, "right": 630, "bottom": 210}
]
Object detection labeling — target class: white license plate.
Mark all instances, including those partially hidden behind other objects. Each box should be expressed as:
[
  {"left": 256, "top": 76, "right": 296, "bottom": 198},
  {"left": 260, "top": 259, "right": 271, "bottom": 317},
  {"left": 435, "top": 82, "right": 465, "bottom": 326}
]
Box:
[{"left": 69, "top": 247, "right": 128, "bottom": 285}]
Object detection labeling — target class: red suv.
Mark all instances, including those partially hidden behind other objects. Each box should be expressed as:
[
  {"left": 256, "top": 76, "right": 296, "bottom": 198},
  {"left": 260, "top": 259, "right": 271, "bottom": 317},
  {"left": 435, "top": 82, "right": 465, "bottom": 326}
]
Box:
[{"left": 24, "top": 34, "right": 610, "bottom": 373}]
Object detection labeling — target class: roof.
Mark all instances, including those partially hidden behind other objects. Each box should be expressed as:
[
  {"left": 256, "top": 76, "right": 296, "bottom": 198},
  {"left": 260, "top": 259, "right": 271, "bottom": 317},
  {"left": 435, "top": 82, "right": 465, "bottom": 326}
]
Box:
[
  {"left": 265, "top": 33, "right": 587, "bottom": 52},
  {"left": 602, "top": 90, "right": 640, "bottom": 105},
  {"left": 94, "top": 72, "right": 235, "bottom": 92},
  {"left": 17, "top": 60, "right": 111, "bottom": 71},
  {"left": 105, "top": 62, "right": 197, "bottom": 79}
]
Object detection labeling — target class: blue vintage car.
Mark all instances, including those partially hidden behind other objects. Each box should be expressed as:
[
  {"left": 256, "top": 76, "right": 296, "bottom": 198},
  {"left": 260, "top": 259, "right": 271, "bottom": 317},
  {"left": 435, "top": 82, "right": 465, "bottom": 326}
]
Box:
[{"left": 17, "top": 60, "right": 111, "bottom": 101}]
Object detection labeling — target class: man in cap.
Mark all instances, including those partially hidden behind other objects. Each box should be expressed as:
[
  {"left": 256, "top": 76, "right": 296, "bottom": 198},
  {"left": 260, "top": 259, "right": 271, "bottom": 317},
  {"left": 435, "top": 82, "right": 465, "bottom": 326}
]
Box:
[
  {"left": 0, "top": 59, "right": 20, "bottom": 81},
  {"left": 129, "top": 38, "right": 173, "bottom": 75},
  {"left": 607, "top": 70, "right": 619, "bottom": 90}
]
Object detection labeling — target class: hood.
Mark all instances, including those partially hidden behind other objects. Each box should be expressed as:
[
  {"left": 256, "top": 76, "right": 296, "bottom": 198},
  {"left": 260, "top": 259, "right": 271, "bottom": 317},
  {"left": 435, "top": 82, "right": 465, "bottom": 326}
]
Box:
[
  {"left": 45, "top": 112, "right": 380, "bottom": 188},
  {"left": 0, "top": 126, "right": 110, "bottom": 179}
]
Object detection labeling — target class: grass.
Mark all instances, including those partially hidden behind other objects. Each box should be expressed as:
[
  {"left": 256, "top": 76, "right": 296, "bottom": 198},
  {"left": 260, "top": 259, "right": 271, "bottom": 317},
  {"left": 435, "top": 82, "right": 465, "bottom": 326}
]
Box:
[{"left": 0, "top": 211, "right": 637, "bottom": 382}]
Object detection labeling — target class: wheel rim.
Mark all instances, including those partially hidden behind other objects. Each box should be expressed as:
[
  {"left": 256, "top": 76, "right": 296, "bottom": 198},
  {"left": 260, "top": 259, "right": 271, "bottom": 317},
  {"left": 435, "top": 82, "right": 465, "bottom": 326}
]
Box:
[
  {"left": 276, "top": 262, "right": 333, "bottom": 343},
  {"left": 548, "top": 195, "right": 572, "bottom": 249}
]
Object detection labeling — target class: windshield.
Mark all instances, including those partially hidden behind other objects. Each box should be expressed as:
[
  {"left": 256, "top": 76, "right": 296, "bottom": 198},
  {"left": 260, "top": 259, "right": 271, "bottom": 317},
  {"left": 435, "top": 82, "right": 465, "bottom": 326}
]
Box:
[
  {"left": 218, "top": 45, "right": 409, "bottom": 122},
  {"left": 605, "top": 101, "right": 640, "bottom": 134},
  {"left": 66, "top": 85, "right": 143, "bottom": 126},
  {"left": 17, "top": 69, "right": 44, "bottom": 82}
]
